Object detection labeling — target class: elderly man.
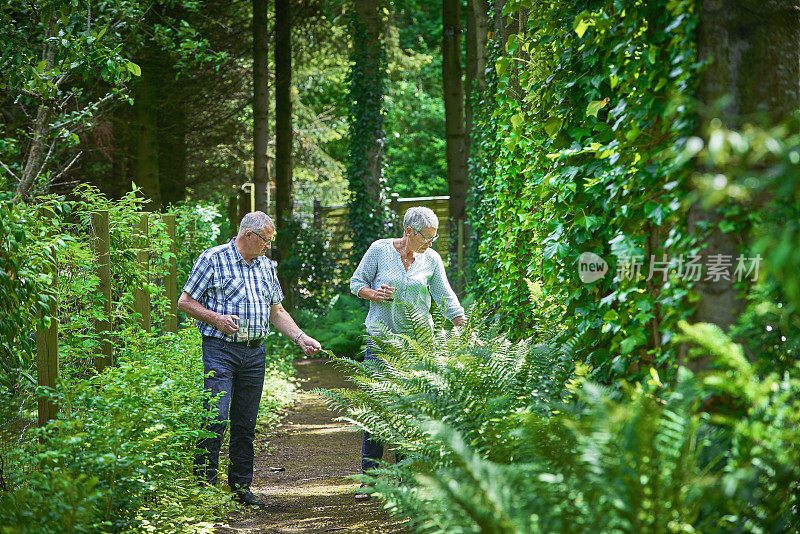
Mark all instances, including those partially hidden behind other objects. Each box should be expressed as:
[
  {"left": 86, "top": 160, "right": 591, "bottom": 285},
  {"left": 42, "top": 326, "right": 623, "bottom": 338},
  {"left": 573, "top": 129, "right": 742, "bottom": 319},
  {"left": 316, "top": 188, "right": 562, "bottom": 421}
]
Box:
[{"left": 178, "top": 211, "right": 321, "bottom": 506}]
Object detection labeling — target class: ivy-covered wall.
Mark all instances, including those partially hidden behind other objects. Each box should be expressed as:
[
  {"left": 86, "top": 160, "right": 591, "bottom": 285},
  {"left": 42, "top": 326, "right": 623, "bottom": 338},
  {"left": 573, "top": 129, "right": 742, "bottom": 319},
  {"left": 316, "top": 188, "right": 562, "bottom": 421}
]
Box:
[{"left": 471, "top": 0, "right": 701, "bottom": 381}]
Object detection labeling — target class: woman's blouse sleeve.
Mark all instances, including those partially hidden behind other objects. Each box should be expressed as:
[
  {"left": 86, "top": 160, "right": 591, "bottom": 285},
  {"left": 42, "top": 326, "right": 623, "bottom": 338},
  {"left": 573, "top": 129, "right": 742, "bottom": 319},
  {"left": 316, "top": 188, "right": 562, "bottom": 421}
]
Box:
[
  {"left": 429, "top": 252, "right": 465, "bottom": 320},
  {"left": 350, "top": 241, "right": 380, "bottom": 296}
]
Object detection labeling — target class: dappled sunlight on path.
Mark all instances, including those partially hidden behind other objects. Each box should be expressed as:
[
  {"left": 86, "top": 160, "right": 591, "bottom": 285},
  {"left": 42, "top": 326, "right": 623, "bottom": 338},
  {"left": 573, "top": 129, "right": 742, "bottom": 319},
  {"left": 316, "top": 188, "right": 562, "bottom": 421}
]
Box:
[{"left": 214, "top": 358, "right": 407, "bottom": 534}]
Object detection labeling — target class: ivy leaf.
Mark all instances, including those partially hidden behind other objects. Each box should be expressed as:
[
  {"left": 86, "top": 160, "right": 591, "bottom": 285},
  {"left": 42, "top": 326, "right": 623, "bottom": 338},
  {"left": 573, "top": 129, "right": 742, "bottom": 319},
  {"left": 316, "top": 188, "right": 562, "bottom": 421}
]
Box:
[
  {"left": 620, "top": 336, "right": 640, "bottom": 354},
  {"left": 543, "top": 241, "right": 569, "bottom": 260},
  {"left": 586, "top": 98, "right": 609, "bottom": 118},
  {"left": 574, "top": 15, "right": 595, "bottom": 39},
  {"left": 495, "top": 57, "right": 511, "bottom": 78},
  {"left": 544, "top": 117, "right": 561, "bottom": 137}
]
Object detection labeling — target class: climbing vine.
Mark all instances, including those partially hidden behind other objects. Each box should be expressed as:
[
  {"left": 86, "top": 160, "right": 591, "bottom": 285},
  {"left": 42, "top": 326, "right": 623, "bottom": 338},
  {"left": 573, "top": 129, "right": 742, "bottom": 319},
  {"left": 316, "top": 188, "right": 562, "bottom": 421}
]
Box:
[
  {"left": 346, "top": 10, "right": 394, "bottom": 264},
  {"left": 470, "top": 0, "right": 702, "bottom": 381}
]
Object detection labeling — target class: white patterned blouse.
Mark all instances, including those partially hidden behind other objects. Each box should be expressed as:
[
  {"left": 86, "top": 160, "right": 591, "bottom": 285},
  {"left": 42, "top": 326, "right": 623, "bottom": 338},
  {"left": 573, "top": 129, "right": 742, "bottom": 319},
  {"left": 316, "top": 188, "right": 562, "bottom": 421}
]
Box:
[{"left": 350, "top": 238, "right": 465, "bottom": 337}]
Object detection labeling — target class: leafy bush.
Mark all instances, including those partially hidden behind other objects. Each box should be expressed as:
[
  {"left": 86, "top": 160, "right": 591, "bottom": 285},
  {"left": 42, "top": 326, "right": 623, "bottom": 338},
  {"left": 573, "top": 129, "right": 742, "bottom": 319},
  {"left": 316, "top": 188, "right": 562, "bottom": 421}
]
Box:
[
  {"left": 319, "top": 310, "right": 800, "bottom": 533},
  {"left": 0, "top": 194, "right": 58, "bottom": 418},
  {"left": 0, "top": 327, "right": 298, "bottom": 533},
  {"left": 0, "top": 190, "right": 299, "bottom": 532},
  {"left": 298, "top": 293, "right": 369, "bottom": 359},
  {"left": 470, "top": 0, "right": 700, "bottom": 382},
  {"left": 275, "top": 218, "right": 343, "bottom": 314}
]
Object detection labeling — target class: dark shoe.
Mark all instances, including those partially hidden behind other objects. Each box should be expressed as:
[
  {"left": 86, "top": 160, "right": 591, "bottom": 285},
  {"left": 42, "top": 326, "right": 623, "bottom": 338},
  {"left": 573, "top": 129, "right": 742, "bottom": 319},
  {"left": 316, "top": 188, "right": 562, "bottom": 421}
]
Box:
[
  {"left": 354, "top": 484, "right": 371, "bottom": 502},
  {"left": 235, "top": 488, "right": 266, "bottom": 506}
]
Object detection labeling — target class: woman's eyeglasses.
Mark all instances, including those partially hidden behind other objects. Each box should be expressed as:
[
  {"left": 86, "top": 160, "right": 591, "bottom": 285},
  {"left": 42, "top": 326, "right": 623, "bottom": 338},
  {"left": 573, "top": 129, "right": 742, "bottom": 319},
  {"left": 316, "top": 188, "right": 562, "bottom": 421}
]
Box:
[{"left": 412, "top": 229, "right": 439, "bottom": 243}]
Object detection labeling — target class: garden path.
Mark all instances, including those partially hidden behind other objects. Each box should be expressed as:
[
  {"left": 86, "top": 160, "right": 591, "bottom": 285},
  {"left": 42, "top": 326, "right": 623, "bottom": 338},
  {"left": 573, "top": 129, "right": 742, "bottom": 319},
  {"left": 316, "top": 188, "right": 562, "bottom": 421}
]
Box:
[{"left": 214, "top": 357, "right": 408, "bottom": 534}]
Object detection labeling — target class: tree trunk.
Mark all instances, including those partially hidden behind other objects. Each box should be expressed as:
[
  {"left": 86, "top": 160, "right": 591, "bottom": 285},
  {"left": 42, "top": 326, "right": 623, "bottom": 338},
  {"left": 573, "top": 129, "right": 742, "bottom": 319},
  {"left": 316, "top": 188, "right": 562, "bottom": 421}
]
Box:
[
  {"left": 691, "top": 0, "right": 800, "bottom": 337},
  {"left": 253, "top": 0, "right": 270, "bottom": 214},
  {"left": 275, "top": 0, "right": 292, "bottom": 229},
  {"left": 133, "top": 59, "right": 161, "bottom": 211},
  {"left": 158, "top": 80, "right": 186, "bottom": 207},
  {"left": 465, "top": 0, "right": 477, "bottom": 151},
  {"left": 348, "top": 0, "right": 388, "bottom": 262},
  {"left": 469, "top": 0, "right": 489, "bottom": 97},
  {"left": 274, "top": 0, "right": 292, "bottom": 303},
  {"left": 14, "top": 13, "right": 57, "bottom": 202},
  {"left": 443, "top": 0, "right": 468, "bottom": 224}
]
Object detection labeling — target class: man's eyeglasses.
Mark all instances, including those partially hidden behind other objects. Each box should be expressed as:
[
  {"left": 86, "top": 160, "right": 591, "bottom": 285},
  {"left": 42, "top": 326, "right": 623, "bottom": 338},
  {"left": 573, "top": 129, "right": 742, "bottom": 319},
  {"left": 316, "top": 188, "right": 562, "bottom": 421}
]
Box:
[
  {"left": 412, "top": 229, "right": 439, "bottom": 244},
  {"left": 251, "top": 231, "right": 275, "bottom": 244}
]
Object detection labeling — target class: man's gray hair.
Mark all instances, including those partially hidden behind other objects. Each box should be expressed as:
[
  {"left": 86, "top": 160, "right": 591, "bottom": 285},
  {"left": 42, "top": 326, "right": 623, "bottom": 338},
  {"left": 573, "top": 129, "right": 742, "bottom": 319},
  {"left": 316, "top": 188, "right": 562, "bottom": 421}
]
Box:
[
  {"left": 403, "top": 206, "right": 439, "bottom": 231},
  {"left": 238, "top": 211, "right": 275, "bottom": 236}
]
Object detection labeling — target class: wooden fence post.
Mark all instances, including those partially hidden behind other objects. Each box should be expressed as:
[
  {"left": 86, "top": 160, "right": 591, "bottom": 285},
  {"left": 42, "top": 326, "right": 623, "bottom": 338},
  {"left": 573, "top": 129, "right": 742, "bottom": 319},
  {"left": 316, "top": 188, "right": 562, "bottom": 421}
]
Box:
[
  {"left": 36, "top": 247, "right": 58, "bottom": 426},
  {"left": 313, "top": 199, "right": 321, "bottom": 229},
  {"left": 238, "top": 190, "right": 249, "bottom": 222},
  {"left": 91, "top": 210, "right": 113, "bottom": 372},
  {"left": 390, "top": 193, "right": 401, "bottom": 232},
  {"left": 163, "top": 213, "right": 178, "bottom": 333},
  {"left": 134, "top": 213, "right": 151, "bottom": 332},
  {"left": 228, "top": 195, "right": 238, "bottom": 235}
]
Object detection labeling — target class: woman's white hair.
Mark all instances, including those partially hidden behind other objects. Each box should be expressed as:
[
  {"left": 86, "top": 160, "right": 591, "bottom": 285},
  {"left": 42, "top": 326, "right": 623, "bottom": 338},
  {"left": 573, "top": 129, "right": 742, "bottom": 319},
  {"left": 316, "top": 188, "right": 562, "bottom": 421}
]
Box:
[
  {"left": 403, "top": 206, "right": 439, "bottom": 231},
  {"left": 238, "top": 211, "right": 275, "bottom": 236}
]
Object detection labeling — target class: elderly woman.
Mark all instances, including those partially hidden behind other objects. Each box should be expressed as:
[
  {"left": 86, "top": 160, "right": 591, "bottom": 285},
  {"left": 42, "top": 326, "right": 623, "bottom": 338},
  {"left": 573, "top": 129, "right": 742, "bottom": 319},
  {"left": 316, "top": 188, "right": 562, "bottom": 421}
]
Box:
[{"left": 349, "top": 206, "right": 465, "bottom": 501}]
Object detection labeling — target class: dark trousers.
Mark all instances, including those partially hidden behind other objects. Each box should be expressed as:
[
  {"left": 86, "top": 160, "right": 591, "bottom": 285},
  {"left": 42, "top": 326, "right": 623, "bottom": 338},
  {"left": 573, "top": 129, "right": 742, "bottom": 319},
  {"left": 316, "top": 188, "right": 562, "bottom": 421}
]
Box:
[
  {"left": 194, "top": 336, "right": 265, "bottom": 491},
  {"left": 362, "top": 346, "right": 402, "bottom": 472}
]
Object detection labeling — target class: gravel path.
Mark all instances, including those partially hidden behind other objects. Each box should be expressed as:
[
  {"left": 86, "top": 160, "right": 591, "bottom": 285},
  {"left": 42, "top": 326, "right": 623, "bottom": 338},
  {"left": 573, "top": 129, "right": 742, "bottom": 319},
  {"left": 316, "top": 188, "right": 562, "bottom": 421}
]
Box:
[{"left": 213, "top": 357, "right": 408, "bottom": 534}]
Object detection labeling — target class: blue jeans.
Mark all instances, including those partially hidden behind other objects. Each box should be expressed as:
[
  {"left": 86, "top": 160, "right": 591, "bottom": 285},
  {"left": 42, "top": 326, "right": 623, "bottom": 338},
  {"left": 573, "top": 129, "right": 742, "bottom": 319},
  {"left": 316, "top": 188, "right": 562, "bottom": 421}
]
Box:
[
  {"left": 362, "top": 346, "right": 402, "bottom": 472},
  {"left": 194, "top": 336, "right": 265, "bottom": 490}
]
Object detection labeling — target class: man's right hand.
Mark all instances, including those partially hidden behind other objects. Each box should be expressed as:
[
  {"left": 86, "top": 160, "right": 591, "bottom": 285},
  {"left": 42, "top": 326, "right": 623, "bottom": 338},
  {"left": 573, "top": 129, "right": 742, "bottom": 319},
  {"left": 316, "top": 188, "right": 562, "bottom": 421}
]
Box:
[{"left": 215, "top": 314, "right": 240, "bottom": 335}]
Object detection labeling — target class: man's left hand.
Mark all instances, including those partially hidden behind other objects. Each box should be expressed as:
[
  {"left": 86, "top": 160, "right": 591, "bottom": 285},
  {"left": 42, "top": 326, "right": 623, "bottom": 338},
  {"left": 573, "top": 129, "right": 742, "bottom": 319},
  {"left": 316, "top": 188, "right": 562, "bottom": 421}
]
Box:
[{"left": 298, "top": 333, "right": 322, "bottom": 356}]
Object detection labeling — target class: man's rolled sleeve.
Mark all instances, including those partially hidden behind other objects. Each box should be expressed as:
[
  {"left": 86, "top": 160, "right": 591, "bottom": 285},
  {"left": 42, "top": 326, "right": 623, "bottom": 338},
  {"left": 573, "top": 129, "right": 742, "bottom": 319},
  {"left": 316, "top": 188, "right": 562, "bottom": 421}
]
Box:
[
  {"left": 183, "top": 255, "right": 214, "bottom": 301},
  {"left": 267, "top": 261, "right": 284, "bottom": 305}
]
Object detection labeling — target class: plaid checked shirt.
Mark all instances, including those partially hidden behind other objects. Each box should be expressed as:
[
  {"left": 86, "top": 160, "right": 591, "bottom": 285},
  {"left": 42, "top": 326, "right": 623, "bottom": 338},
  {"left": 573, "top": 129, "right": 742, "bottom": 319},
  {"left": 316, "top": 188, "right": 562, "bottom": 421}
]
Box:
[{"left": 183, "top": 238, "right": 284, "bottom": 341}]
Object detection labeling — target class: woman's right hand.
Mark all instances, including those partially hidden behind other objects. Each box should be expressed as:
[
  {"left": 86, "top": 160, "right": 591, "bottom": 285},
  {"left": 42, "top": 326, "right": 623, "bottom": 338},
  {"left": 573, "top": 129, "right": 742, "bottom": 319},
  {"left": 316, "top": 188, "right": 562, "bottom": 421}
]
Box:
[{"left": 373, "top": 284, "right": 396, "bottom": 302}]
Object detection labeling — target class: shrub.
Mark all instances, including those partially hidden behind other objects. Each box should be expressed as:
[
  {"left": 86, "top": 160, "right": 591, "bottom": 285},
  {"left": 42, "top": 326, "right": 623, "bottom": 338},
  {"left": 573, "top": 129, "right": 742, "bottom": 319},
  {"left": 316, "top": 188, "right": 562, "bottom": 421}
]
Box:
[
  {"left": 319, "top": 311, "right": 800, "bottom": 533},
  {"left": 299, "top": 293, "right": 369, "bottom": 359},
  {"left": 0, "top": 325, "right": 298, "bottom": 533}
]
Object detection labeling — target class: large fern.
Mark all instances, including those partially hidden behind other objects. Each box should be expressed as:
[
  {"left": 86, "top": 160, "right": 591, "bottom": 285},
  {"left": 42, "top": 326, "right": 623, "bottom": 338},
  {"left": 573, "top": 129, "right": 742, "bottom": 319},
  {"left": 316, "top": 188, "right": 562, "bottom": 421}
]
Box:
[{"left": 316, "top": 302, "right": 800, "bottom": 533}]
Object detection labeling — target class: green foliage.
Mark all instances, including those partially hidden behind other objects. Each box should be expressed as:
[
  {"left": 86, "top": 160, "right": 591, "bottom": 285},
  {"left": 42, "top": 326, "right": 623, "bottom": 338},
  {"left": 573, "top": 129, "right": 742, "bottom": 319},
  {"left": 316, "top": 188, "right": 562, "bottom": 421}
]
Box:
[
  {"left": 346, "top": 9, "right": 395, "bottom": 264},
  {"left": 166, "top": 200, "right": 229, "bottom": 291},
  {"left": 275, "top": 218, "right": 343, "bottom": 314},
  {"left": 0, "top": 194, "right": 60, "bottom": 405},
  {"left": 0, "top": 191, "right": 299, "bottom": 532},
  {"left": 684, "top": 114, "right": 800, "bottom": 374},
  {"left": 298, "top": 293, "right": 369, "bottom": 359},
  {"left": 382, "top": 21, "right": 448, "bottom": 198},
  {"left": 470, "top": 0, "right": 701, "bottom": 382},
  {"left": 317, "top": 307, "right": 575, "bottom": 466},
  {"left": 320, "top": 308, "right": 800, "bottom": 533},
  {"left": 0, "top": 329, "right": 236, "bottom": 533}
]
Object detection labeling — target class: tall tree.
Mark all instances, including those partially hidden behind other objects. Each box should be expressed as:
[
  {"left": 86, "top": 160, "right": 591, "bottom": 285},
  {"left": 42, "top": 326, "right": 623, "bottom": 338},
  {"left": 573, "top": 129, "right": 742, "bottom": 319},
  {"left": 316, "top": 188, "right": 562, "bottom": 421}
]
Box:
[
  {"left": 2, "top": 1, "right": 143, "bottom": 201},
  {"left": 442, "top": 0, "right": 468, "bottom": 228},
  {"left": 465, "top": 0, "right": 489, "bottom": 143},
  {"left": 132, "top": 51, "right": 162, "bottom": 210},
  {"left": 275, "top": 0, "right": 292, "bottom": 234},
  {"left": 691, "top": 0, "right": 800, "bottom": 334},
  {"left": 253, "top": 0, "right": 270, "bottom": 214},
  {"left": 347, "top": 0, "right": 389, "bottom": 261}
]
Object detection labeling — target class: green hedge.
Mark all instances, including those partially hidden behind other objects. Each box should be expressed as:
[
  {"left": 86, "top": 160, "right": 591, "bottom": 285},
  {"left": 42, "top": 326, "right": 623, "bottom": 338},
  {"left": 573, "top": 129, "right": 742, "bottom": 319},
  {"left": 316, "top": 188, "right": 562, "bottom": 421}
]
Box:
[{"left": 470, "top": 0, "right": 701, "bottom": 381}]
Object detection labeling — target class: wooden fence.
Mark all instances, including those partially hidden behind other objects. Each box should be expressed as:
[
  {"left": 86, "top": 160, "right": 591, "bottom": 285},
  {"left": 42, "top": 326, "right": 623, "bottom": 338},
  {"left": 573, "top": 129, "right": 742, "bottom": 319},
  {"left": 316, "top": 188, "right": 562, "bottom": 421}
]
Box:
[
  {"left": 35, "top": 211, "right": 178, "bottom": 426},
  {"left": 228, "top": 189, "right": 468, "bottom": 284},
  {"left": 313, "top": 193, "right": 461, "bottom": 258}
]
